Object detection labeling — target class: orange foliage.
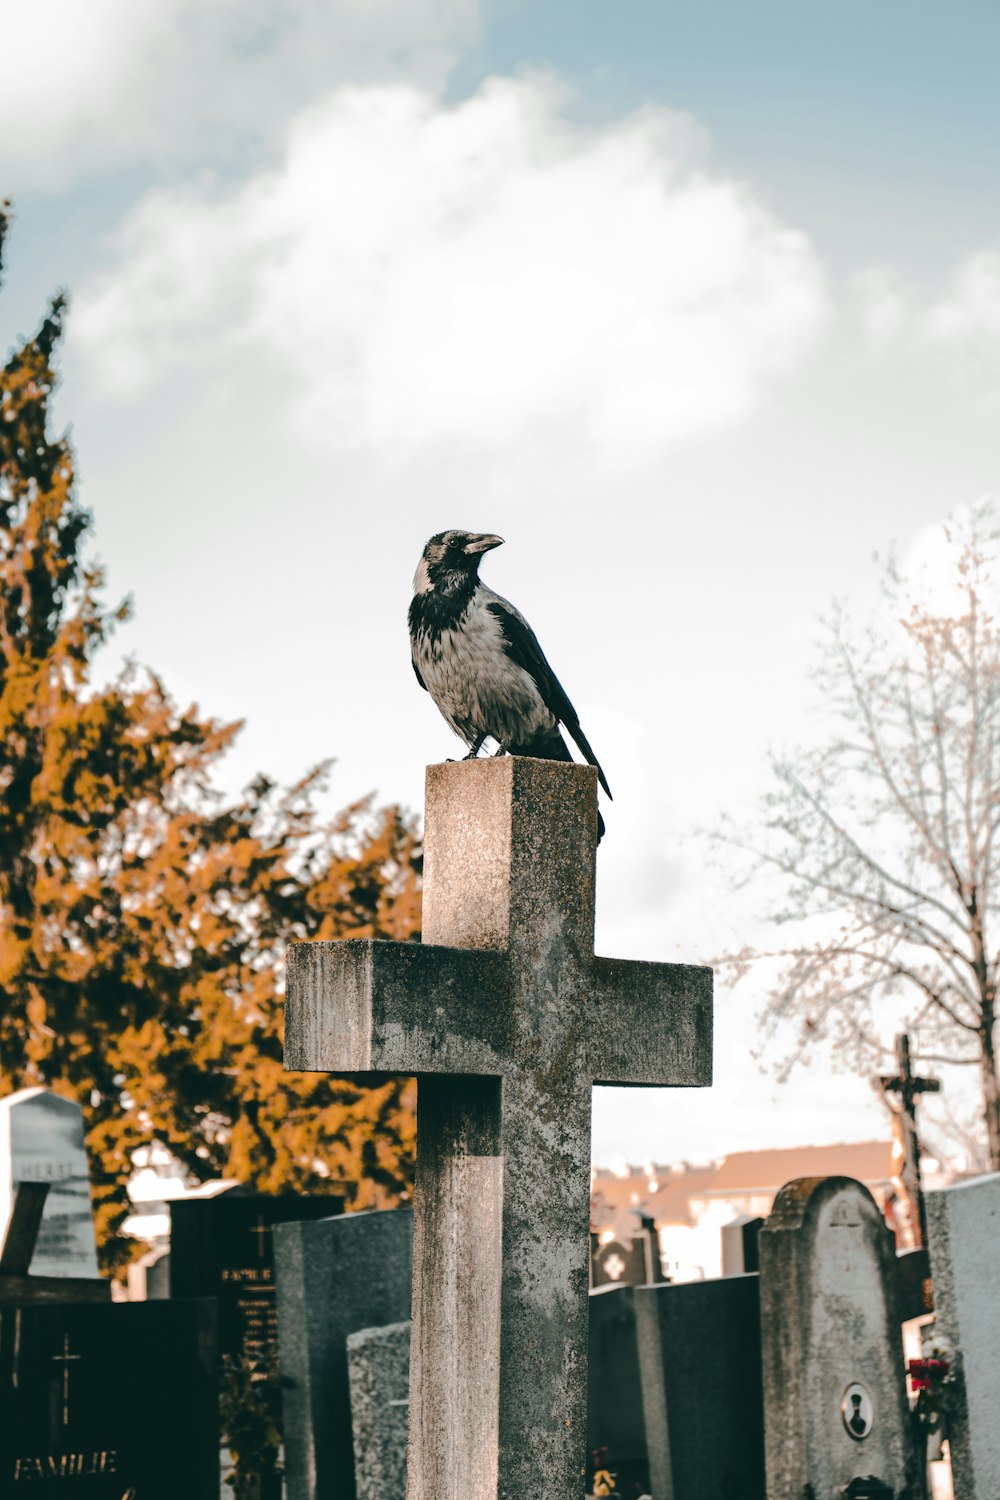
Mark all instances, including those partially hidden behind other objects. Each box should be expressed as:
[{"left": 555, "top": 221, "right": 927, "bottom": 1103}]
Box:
[{"left": 0, "top": 207, "right": 420, "bottom": 1271}]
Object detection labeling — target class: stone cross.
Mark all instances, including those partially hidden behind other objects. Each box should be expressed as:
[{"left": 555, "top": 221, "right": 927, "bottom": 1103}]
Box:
[
  {"left": 878, "top": 1031, "right": 940, "bottom": 1247},
  {"left": 285, "top": 757, "right": 713, "bottom": 1498}
]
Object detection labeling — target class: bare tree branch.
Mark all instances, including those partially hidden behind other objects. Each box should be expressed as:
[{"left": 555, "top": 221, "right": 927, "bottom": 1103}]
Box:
[{"left": 713, "top": 503, "right": 1000, "bottom": 1167}]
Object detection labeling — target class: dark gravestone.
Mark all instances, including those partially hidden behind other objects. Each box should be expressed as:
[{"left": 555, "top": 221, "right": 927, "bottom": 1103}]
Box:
[
  {"left": 275, "top": 1208, "right": 413, "bottom": 1500},
  {"left": 0, "top": 1299, "right": 217, "bottom": 1498},
  {"left": 591, "top": 1217, "right": 664, "bottom": 1289},
  {"left": 635, "top": 1275, "right": 765, "bottom": 1500},
  {"left": 170, "top": 1192, "right": 344, "bottom": 1362},
  {"left": 592, "top": 1238, "right": 637, "bottom": 1288},
  {"left": 587, "top": 1286, "right": 649, "bottom": 1495}
]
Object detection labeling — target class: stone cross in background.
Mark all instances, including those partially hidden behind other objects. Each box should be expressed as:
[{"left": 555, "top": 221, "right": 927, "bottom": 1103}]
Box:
[
  {"left": 878, "top": 1031, "right": 940, "bottom": 1248},
  {"left": 286, "top": 757, "right": 712, "bottom": 1498}
]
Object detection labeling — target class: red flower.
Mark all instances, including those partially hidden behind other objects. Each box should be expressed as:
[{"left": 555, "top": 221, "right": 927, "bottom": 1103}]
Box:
[{"left": 908, "top": 1358, "right": 951, "bottom": 1392}]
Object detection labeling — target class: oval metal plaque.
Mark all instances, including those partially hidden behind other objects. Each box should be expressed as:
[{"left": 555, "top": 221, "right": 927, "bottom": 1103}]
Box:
[{"left": 841, "top": 1382, "right": 874, "bottom": 1441}]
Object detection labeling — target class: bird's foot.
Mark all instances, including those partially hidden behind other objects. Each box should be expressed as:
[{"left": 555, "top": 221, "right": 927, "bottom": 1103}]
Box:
[
  {"left": 492, "top": 740, "right": 510, "bottom": 757},
  {"left": 463, "top": 734, "right": 487, "bottom": 761}
]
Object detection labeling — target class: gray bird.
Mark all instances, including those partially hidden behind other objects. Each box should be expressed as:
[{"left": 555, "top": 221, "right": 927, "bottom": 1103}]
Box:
[{"left": 408, "top": 530, "right": 611, "bottom": 835}]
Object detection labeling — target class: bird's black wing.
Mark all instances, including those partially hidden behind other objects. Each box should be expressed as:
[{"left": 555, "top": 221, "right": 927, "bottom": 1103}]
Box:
[
  {"left": 486, "top": 599, "right": 612, "bottom": 799},
  {"left": 411, "top": 655, "right": 427, "bottom": 691}
]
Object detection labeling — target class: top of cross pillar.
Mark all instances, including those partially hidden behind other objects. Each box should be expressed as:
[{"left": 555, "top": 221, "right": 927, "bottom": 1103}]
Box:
[{"left": 420, "top": 758, "right": 598, "bottom": 958}]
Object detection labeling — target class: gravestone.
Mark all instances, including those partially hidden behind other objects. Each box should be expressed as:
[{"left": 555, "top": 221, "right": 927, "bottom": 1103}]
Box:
[
  {"left": 759, "top": 1176, "right": 921, "bottom": 1499},
  {"left": 591, "top": 1217, "right": 664, "bottom": 1289},
  {"left": 721, "top": 1213, "right": 763, "bottom": 1276},
  {"left": 170, "top": 1190, "right": 344, "bottom": 1363},
  {"left": 126, "top": 1246, "right": 170, "bottom": 1301},
  {"left": 0, "top": 1298, "right": 218, "bottom": 1498},
  {"left": 347, "top": 1321, "right": 410, "bottom": 1500},
  {"left": 635, "top": 1274, "right": 765, "bottom": 1500},
  {"left": 274, "top": 1207, "right": 413, "bottom": 1500},
  {"left": 340, "top": 1272, "right": 760, "bottom": 1500},
  {"left": 926, "top": 1172, "right": 1000, "bottom": 1496},
  {"left": 0, "top": 1089, "right": 98, "bottom": 1280},
  {"left": 587, "top": 1286, "right": 649, "bottom": 1495},
  {"left": 285, "top": 757, "right": 713, "bottom": 1497}
]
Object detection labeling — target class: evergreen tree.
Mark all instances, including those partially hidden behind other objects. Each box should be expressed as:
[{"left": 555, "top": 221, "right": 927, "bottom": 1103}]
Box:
[{"left": 0, "top": 207, "right": 419, "bottom": 1272}]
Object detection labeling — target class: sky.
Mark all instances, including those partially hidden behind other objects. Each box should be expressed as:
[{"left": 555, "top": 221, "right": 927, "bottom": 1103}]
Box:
[{"left": 2, "top": 0, "right": 999, "bottom": 1171}]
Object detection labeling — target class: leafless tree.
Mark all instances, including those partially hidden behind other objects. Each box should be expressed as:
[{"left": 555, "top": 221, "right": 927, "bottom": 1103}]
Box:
[{"left": 718, "top": 503, "right": 1000, "bottom": 1169}]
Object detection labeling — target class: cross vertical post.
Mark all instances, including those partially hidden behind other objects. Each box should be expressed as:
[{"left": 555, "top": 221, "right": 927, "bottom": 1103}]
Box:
[
  {"left": 249, "top": 1217, "right": 272, "bottom": 1258},
  {"left": 51, "top": 1333, "right": 82, "bottom": 1426},
  {"left": 285, "top": 757, "right": 713, "bottom": 1498},
  {"left": 879, "top": 1032, "right": 941, "bottom": 1249}
]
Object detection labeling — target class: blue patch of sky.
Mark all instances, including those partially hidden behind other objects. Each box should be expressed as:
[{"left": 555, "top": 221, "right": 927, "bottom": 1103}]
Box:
[
  {"left": 1, "top": 177, "right": 148, "bottom": 357},
  {"left": 454, "top": 0, "right": 1000, "bottom": 277}
]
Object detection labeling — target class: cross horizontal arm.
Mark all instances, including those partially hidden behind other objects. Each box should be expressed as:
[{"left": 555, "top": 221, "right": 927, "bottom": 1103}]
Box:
[
  {"left": 586, "top": 959, "right": 713, "bottom": 1087},
  {"left": 285, "top": 939, "right": 510, "bottom": 1076}
]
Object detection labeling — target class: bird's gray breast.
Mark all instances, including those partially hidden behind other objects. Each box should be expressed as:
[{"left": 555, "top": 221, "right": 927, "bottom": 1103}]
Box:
[{"left": 412, "top": 592, "right": 554, "bottom": 745}]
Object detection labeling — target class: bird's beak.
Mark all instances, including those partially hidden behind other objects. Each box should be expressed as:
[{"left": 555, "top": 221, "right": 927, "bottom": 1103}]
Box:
[{"left": 464, "top": 533, "right": 504, "bottom": 556}]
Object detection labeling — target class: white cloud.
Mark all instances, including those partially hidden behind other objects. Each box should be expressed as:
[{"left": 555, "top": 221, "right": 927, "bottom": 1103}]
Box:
[
  {"left": 853, "top": 251, "right": 1000, "bottom": 379},
  {"left": 850, "top": 267, "right": 909, "bottom": 348},
  {"left": 927, "top": 252, "right": 1000, "bottom": 349},
  {"left": 2, "top": 0, "right": 475, "bottom": 189},
  {"left": 73, "top": 77, "right": 828, "bottom": 465}
]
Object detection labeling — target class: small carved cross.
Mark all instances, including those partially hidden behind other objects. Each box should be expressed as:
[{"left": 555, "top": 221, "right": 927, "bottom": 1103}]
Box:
[
  {"left": 286, "top": 758, "right": 712, "bottom": 1498},
  {"left": 51, "top": 1332, "right": 83, "bottom": 1426},
  {"left": 248, "top": 1217, "right": 273, "bottom": 1258}
]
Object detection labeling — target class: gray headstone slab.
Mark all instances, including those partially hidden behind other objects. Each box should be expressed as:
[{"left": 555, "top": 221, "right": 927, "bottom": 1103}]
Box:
[
  {"left": 275, "top": 1207, "right": 412, "bottom": 1500},
  {"left": 759, "top": 1177, "right": 921, "bottom": 1499},
  {"left": 634, "top": 1274, "right": 765, "bottom": 1500},
  {"left": 588, "top": 1286, "right": 649, "bottom": 1493},
  {"left": 347, "top": 1321, "right": 410, "bottom": 1500},
  {"left": 926, "top": 1172, "right": 1000, "bottom": 1497},
  {"left": 0, "top": 1090, "right": 98, "bottom": 1279}
]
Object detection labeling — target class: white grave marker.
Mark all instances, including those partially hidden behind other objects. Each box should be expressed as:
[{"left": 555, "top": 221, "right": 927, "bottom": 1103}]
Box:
[{"left": 0, "top": 1087, "right": 99, "bottom": 1278}]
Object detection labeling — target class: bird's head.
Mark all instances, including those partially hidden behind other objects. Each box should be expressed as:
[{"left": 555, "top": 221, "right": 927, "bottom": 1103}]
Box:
[{"left": 413, "top": 530, "right": 504, "bottom": 595}]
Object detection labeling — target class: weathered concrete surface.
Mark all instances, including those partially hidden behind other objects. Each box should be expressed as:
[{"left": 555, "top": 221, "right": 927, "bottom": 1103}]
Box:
[
  {"left": 285, "top": 757, "right": 713, "bottom": 1499},
  {"left": 926, "top": 1173, "right": 1000, "bottom": 1496},
  {"left": 275, "top": 1208, "right": 412, "bottom": 1500},
  {"left": 347, "top": 1321, "right": 411, "bottom": 1500},
  {"left": 759, "top": 1177, "right": 920, "bottom": 1500}
]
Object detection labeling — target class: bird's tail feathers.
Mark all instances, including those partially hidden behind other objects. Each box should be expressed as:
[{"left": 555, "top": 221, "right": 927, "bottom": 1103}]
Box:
[
  {"left": 509, "top": 726, "right": 612, "bottom": 802},
  {"left": 564, "top": 720, "right": 612, "bottom": 800}
]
